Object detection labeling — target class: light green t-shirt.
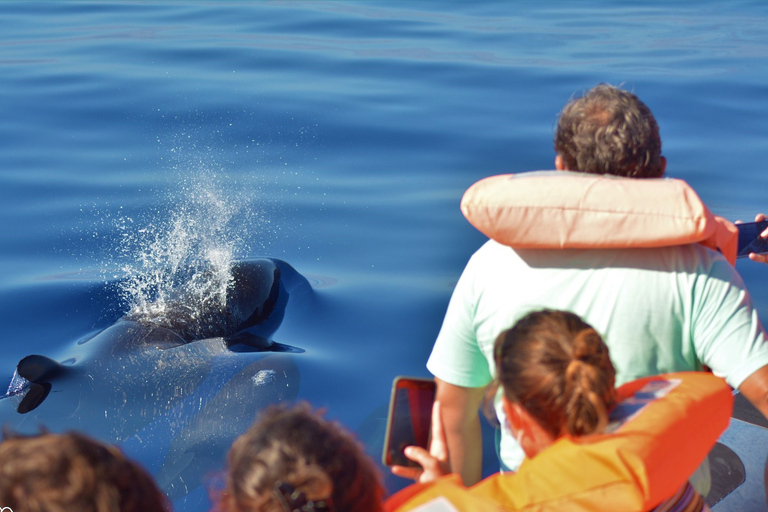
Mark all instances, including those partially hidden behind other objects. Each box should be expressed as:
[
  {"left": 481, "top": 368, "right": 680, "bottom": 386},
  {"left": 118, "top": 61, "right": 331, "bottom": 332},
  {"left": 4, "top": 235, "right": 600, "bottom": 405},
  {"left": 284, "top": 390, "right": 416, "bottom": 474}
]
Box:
[{"left": 427, "top": 240, "right": 768, "bottom": 471}]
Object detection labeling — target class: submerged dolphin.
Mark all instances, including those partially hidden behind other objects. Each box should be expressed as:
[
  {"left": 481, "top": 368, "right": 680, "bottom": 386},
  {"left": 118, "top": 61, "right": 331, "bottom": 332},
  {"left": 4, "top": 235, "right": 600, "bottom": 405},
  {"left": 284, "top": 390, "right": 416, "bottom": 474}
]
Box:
[{"left": 0, "top": 258, "right": 312, "bottom": 503}]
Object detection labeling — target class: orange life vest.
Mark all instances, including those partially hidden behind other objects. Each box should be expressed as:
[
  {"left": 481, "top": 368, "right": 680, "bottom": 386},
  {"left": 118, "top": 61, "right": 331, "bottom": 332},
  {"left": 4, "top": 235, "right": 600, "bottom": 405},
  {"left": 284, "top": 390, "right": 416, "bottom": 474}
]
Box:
[
  {"left": 384, "top": 372, "right": 733, "bottom": 512},
  {"left": 460, "top": 172, "right": 738, "bottom": 264}
]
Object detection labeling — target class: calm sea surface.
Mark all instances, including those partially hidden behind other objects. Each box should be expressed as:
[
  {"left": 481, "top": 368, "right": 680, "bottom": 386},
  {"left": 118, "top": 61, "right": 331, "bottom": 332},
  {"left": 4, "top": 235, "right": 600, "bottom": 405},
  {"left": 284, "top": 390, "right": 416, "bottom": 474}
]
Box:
[{"left": 2, "top": 1, "right": 768, "bottom": 510}]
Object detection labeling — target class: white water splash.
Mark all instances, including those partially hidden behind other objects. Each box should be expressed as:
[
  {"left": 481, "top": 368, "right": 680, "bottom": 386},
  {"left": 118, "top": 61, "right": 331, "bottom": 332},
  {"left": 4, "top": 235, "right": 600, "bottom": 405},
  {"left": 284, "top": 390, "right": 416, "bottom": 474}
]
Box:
[
  {"left": 252, "top": 369, "right": 277, "bottom": 386},
  {"left": 3, "top": 370, "right": 29, "bottom": 398},
  {"left": 116, "top": 171, "right": 252, "bottom": 339},
  {"left": 2, "top": 370, "right": 30, "bottom": 411}
]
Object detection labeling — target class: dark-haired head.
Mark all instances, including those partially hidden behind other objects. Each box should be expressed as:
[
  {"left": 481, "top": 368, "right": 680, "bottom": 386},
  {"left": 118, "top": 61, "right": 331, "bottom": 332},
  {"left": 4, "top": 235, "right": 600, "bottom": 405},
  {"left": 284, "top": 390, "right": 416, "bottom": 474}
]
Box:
[
  {"left": 222, "top": 402, "right": 384, "bottom": 512},
  {"left": 0, "top": 430, "right": 169, "bottom": 512},
  {"left": 554, "top": 84, "right": 665, "bottom": 178},
  {"left": 491, "top": 310, "right": 616, "bottom": 453}
]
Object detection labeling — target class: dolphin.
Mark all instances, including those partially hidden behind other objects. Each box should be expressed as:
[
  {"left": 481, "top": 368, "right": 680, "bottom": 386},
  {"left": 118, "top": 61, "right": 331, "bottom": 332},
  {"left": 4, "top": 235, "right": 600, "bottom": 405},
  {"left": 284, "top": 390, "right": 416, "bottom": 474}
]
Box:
[{"left": 0, "top": 258, "right": 312, "bottom": 505}]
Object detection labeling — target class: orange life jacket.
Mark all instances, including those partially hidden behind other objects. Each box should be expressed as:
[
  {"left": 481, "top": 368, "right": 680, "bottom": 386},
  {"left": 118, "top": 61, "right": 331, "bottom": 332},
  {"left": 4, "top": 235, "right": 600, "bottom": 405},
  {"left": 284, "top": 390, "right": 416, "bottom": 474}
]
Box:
[
  {"left": 384, "top": 372, "right": 732, "bottom": 512},
  {"left": 460, "top": 172, "right": 738, "bottom": 264}
]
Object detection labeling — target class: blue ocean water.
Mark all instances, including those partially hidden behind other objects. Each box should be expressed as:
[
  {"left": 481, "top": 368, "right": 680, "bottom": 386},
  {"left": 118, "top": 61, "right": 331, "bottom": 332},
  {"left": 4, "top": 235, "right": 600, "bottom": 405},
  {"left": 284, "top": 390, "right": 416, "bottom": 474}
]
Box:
[{"left": 2, "top": 1, "right": 768, "bottom": 510}]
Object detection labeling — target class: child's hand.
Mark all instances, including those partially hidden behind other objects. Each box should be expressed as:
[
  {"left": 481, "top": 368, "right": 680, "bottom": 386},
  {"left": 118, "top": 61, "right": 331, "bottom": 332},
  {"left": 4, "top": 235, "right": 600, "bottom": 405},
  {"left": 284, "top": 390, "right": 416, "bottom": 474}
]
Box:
[{"left": 391, "top": 401, "right": 452, "bottom": 484}]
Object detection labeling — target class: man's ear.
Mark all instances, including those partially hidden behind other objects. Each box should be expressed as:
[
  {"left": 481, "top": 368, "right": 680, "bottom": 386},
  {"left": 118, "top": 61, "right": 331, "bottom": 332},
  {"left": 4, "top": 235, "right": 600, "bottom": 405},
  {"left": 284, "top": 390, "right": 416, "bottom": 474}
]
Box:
[{"left": 555, "top": 154, "right": 566, "bottom": 171}]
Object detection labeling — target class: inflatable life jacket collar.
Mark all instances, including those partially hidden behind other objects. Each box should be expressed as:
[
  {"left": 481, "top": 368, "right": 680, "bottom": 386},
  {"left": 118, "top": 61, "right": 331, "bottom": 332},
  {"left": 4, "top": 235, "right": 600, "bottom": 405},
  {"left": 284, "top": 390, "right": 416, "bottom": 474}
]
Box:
[{"left": 460, "top": 171, "right": 738, "bottom": 264}]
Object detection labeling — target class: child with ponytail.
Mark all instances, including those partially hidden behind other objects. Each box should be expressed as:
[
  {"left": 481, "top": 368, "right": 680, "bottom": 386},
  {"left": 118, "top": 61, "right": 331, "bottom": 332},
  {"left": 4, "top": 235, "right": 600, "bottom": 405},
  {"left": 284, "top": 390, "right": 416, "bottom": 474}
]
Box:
[
  {"left": 491, "top": 310, "right": 617, "bottom": 460},
  {"left": 390, "top": 309, "right": 721, "bottom": 511}
]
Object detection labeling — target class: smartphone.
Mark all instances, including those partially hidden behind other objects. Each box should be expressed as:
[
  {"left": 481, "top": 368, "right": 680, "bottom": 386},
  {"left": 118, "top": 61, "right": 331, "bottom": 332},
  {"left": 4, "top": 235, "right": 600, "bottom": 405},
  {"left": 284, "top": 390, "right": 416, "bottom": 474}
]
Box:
[
  {"left": 382, "top": 376, "right": 436, "bottom": 467},
  {"left": 737, "top": 220, "right": 768, "bottom": 258}
]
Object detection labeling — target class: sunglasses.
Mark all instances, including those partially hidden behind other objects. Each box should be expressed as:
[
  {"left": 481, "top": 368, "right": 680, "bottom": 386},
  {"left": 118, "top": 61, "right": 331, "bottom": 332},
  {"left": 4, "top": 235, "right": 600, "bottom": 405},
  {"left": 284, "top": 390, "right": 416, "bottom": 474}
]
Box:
[{"left": 274, "top": 482, "right": 332, "bottom": 512}]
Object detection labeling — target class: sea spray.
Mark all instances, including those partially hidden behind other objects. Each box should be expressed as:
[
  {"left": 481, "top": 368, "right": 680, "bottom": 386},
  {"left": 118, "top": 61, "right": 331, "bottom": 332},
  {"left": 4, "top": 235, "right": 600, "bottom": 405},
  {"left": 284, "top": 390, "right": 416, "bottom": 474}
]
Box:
[
  {"left": 117, "top": 171, "right": 253, "bottom": 340},
  {"left": 3, "top": 369, "right": 28, "bottom": 403}
]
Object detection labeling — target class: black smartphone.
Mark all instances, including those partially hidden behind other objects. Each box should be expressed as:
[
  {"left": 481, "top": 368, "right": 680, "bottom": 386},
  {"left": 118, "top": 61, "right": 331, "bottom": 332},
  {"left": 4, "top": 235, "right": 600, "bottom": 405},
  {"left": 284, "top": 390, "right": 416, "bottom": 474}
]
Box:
[
  {"left": 382, "top": 376, "right": 436, "bottom": 467},
  {"left": 737, "top": 220, "right": 768, "bottom": 258}
]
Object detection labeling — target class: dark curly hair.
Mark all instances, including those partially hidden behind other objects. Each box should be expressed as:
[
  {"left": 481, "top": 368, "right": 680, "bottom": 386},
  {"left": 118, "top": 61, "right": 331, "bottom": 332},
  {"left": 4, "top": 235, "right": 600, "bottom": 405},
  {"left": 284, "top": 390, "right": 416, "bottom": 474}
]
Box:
[
  {"left": 554, "top": 84, "right": 664, "bottom": 178},
  {"left": 222, "top": 402, "right": 384, "bottom": 512},
  {"left": 0, "top": 431, "right": 169, "bottom": 512}
]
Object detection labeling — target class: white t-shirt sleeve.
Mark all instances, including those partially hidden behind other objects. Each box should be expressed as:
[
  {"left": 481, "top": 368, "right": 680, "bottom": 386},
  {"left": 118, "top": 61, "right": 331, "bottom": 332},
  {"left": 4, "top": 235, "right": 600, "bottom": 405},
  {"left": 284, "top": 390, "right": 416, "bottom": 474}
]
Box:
[
  {"left": 692, "top": 257, "right": 768, "bottom": 389},
  {"left": 427, "top": 256, "right": 494, "bottom": 388}
]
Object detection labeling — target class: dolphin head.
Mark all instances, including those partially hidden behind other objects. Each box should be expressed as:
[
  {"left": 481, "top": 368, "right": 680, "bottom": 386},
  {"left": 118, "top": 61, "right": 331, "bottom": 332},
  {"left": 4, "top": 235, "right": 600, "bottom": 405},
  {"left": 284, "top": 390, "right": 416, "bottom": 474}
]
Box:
[{"left": 120, "top": 258, "right": 284, "bottom": 343}]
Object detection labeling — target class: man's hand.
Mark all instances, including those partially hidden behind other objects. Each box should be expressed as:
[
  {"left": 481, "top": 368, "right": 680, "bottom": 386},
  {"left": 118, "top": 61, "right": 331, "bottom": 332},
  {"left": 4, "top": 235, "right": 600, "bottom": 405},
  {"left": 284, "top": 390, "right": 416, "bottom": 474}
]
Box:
[{"left": 736, "top": 214, "right": 768, "bottom": 263}]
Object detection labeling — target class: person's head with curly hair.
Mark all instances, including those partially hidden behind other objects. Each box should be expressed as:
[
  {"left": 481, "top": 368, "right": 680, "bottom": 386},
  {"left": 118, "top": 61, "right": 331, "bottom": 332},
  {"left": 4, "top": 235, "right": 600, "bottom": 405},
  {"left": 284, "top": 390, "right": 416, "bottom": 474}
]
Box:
[
  {"left": 554, "top": 84, "right": 666, "bottom": 178},
  {"left": 222, "top": 402, "right": 384, "bottom": 512},
  {"left": 0, "top": 430, "right": 169, "bottom": 512}
]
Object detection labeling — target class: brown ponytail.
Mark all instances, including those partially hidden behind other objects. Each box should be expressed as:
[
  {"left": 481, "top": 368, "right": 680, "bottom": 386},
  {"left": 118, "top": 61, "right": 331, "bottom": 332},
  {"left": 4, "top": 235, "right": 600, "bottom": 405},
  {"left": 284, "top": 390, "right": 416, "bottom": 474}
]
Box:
[{"left": 493, "top": 310, "right": 616, "bottom": 439}]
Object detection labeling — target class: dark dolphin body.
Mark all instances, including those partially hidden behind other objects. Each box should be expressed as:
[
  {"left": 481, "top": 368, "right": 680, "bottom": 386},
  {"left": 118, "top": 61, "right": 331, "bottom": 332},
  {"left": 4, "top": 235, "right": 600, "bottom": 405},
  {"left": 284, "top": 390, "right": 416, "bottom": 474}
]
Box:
[{"left": 0, "top": 258, "right": 313, "bottom": 505}]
